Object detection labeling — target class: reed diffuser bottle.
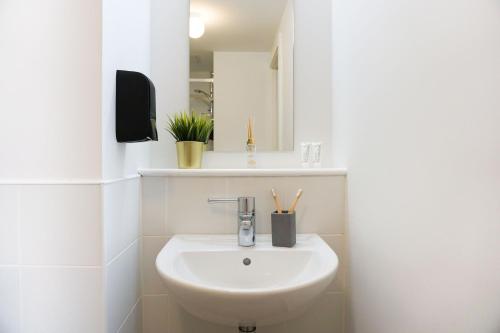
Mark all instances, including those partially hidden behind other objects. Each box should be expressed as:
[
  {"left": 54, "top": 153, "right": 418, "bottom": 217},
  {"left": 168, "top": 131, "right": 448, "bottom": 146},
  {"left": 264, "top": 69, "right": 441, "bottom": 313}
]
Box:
[{"left": 246, "top": 117, "right": 257, "bottom": 168}]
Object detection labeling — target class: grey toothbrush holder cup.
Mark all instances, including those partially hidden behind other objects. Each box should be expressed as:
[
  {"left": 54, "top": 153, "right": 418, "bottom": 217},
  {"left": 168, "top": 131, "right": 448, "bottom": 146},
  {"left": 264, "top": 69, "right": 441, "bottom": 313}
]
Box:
[{"left": 271, "top": 211, "right": 296, "bottom": 247}]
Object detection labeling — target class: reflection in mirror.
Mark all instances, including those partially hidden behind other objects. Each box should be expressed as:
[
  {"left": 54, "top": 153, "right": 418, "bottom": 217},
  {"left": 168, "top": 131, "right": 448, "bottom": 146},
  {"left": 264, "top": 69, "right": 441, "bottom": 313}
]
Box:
[{"left": 189, "top": 0, "right": 294, "bottom": 152}]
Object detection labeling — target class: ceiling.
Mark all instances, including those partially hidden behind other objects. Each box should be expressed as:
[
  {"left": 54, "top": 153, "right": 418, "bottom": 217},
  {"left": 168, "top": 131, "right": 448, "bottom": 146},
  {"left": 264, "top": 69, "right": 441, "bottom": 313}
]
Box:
[{"left": 190, "top": 0, "right": 288, "bottom": 53}]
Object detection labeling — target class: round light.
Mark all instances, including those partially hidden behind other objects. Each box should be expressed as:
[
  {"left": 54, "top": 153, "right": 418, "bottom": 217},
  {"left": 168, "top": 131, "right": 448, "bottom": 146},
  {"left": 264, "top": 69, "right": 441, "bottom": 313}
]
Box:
[{"left": 189, "top": 15, "right": 205, "bottom": 39}]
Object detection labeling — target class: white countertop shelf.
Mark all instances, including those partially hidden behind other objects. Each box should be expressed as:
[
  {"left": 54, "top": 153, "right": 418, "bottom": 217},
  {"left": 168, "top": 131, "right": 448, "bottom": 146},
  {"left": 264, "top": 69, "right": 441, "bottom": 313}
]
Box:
[{"left": 138, "top": 168, "right": 347, "bottom": 177}]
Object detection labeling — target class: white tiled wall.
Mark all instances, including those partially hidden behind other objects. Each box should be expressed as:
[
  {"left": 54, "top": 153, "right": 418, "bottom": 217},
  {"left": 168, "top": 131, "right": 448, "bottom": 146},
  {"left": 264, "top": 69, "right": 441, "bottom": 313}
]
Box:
[
  {"left": 118, "top": 300, "right": 143, "bottom": 333},
  {"left": 0, "top": 177, "right": 142, "bottom": 333},
  {"left": 141, "top": 175, "right": 347, "bottom": 333},
  {"left": 103, "top": 178, "right": 142, "bottom": 333},
  {"left": 0, "top": 184, "right": 105, "bottom": 333},
  {"left": 19, "top": 186, "right": 102, "bottom": 266},
  {"left": 0, "top": 267, "right": 20, "bottom": 333},
  {"left": 103, "top": 180, "right": 141, "bottom": 262},
  {"left": 20, "top": 267, "right": 104, "bottom": 333},
  {"left": 0, "top": 186, "right": 19, "bottom": 265}
]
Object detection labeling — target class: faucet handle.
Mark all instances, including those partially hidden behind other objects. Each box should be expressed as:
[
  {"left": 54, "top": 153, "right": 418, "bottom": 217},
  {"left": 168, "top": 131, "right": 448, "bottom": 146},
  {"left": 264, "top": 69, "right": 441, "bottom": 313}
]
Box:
[
  {"left": 208, "top": 196, "right": 255, "bottom": 214},
  {"left": 208, "top": 198, "right": 238, "bottom": 203}
]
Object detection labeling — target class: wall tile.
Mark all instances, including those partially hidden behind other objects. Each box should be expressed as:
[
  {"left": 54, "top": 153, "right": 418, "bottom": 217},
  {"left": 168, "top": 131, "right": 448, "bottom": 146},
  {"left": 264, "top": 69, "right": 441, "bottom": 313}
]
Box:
[
  {"left": 165, "top": 177, "right": 231, "bottom": 234},
  {"left": 0, "top": 268, "right": 20, "bottom": 333},
  {"left": 118, "top": 300, "right": 142, "bottom": 333},
  {"left": 0, "top": 186, "right": 19, "bottom": 265},
  {"left": 19, "top": 185, "right": 102, "bottom": 266},
  {"left": 142, "top": 177, "right": 166, "bottom": 236},
  {"left": 106, "top": 241, "right": 140, "bottom": 333},
  {"left": 274, "top": 177, "right": 345, "bottom": 234},
  {"left": 143, "top": 295, "right": 169, "bottom": 333},
  {"left": 331, "top": 264, "right": 346, "bottom": 293},
  {"left": 260, "top": 292, "right": 345, "bottom": 333},
  {"left": 20, "top": 267, "right": 104, "bottom": 333},
  {"left": 142, "top": 175, "right": 345, "bottom": 236},
  {"left": 104, "top": 178, "right": 140, "bottom": 263},
  {"left": 167, "top": 297, "right": 234, "bottom": 333},
  {"left": 142, "top": 236, "right": 169, "bottom": 295},
  {"left": 303, "top": 292, "right": 344, "bottom": 333},
  {"left": 227, "top": 176, "right": 345, "bottom": 234}
]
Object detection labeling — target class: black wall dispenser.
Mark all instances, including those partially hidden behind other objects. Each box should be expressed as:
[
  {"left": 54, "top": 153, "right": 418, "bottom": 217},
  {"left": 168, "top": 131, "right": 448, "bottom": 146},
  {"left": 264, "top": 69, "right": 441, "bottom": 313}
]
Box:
[{"left": 116, "top": 70, "right": 158, "bottom": 142}]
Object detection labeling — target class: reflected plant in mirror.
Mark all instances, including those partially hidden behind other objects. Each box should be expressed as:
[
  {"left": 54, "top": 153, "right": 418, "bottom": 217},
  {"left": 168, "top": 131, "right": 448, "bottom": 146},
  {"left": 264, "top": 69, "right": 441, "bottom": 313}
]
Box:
[{"left": 189, "top": 0, "right": 294, "bottom": 152}]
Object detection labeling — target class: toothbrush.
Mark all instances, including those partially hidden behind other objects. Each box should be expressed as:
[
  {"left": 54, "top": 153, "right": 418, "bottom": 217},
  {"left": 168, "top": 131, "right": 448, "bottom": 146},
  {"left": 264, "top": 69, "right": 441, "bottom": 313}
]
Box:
[
  {"left": 288, "top": 189, "right": 303, "bottom": 213},
  {"left": 271, "top": 188, "right": 283, "bottom": 213}
]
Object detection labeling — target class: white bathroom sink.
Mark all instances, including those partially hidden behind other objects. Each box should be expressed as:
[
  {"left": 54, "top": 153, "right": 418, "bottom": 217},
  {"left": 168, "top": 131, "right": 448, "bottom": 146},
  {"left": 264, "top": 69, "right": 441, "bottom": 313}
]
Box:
[{"left": 156, "top": 234, "right": 338, "bottom": 327}]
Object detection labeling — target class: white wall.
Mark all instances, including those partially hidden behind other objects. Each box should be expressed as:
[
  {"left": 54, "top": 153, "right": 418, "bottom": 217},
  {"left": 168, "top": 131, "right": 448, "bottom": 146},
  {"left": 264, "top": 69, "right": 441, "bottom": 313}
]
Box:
[
  {"left": 213, "top": 52, "right": 276, "bottom": 151},
  {"left": 331, "top": 0, "right": 500, "bottom": 332},
  {"left": 0, "top": 1, "right": 105, "bottom": 332},
  {"left": 102, "top": 0, "right": 151, "bottom": 180},
  {"left": 102, "top": 0, "right": 151, "bottom": 332},
  {"left": 0, "top": 0, "right": 150, "bottom": 332},
  {"left": 141, "top": 174, "right": 347, "bottom": 333},
  {"left": 0, "top": 0, "right": 102, "bottom": 180},
  {"left": 151, "top": 0, "right": 333, "bottom": 168}
]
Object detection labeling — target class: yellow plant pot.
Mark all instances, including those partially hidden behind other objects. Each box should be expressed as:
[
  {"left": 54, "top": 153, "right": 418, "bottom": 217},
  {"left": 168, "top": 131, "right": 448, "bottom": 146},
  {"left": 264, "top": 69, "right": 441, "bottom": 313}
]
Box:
[{"left": 176, "top": 141, "right": 204, "bottom": 169}]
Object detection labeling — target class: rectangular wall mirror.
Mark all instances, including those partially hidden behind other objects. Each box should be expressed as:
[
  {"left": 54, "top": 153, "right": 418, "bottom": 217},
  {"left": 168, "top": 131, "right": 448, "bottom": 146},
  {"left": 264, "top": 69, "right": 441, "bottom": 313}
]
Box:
[{"left": 189, "top": 0, "right": 294, "bottom": 152}]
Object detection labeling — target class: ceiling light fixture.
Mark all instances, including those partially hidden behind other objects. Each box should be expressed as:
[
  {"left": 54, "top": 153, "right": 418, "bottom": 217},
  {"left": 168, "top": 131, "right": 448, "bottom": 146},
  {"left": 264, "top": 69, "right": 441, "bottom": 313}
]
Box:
[{"left": 189, "top": 14, "right": 205, "bottom": 39}]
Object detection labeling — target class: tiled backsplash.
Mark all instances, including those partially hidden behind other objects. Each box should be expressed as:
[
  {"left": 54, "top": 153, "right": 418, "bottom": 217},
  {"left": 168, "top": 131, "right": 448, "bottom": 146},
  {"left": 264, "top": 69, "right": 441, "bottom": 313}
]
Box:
[{"left": 141, "top": 174, "right": 347, "bottom": 333}]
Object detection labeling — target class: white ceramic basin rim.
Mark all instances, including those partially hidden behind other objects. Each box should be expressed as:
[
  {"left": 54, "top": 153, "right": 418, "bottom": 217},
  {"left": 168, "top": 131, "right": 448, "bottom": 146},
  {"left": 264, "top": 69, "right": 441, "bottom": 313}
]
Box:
[{"left": 156, "top": 234, "right": 338, "bottom": 327}]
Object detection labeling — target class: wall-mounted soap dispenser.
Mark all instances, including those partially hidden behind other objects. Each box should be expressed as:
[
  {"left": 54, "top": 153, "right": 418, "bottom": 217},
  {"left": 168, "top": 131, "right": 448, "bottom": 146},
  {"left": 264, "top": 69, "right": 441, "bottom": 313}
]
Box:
[{"left": 116, "top": 70, "right": 158, "bottom": 142}]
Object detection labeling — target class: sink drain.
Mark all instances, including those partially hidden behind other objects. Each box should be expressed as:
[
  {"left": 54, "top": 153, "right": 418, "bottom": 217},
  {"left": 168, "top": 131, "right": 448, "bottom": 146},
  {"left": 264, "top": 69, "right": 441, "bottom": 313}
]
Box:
[{"left": 242, "top": 258, "right": 251, "bottom": 266}]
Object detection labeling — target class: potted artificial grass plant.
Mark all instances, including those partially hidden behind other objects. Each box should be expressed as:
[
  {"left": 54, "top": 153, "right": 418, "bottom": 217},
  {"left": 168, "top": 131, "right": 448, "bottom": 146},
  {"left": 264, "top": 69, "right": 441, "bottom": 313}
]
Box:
[{"left": 166, "top": 112, "right": 213, "bottom": 169}]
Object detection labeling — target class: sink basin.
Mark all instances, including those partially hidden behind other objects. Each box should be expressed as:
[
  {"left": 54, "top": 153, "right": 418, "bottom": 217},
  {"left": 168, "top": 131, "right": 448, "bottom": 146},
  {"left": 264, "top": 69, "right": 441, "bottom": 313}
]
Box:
[{"left": 156, "top": 234, "right": 338, "bottom": 327}]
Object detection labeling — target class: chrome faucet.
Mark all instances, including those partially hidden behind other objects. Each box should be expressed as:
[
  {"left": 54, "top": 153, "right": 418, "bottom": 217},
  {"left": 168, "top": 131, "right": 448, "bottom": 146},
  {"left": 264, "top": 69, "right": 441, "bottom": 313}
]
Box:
[{"left": 208, "top": 197, "right": 256, "bottom": 247}]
